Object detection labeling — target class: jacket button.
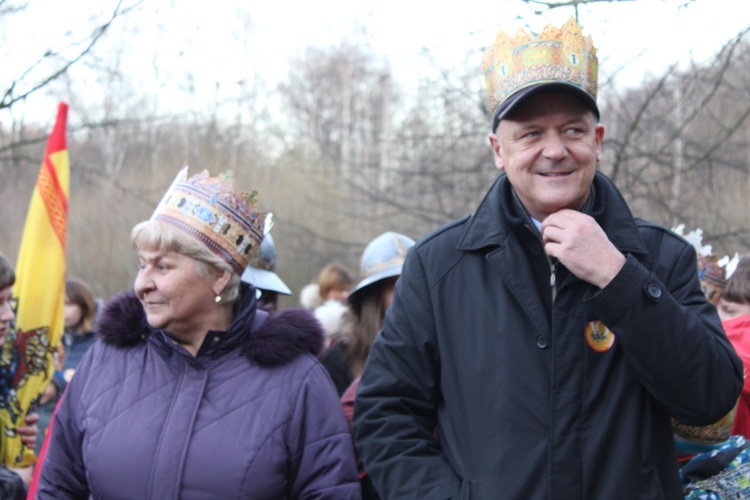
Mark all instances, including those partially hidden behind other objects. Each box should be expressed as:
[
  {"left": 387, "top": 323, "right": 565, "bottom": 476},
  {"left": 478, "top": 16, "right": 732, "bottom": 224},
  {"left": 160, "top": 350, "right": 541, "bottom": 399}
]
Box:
[
  {"left": 536, "top": 335, "right": 549, "bottom": 349},
  {"left": 645, "top": 282, "right": 662, "bottom": 301}
]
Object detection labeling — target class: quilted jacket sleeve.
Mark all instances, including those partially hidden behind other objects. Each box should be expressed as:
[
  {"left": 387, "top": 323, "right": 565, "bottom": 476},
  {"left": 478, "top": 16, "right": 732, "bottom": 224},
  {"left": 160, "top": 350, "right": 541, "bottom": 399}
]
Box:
[
  {"left": 35, "top": 344, "right": 94, "bottom": 499},
  {"left": 286, "top": 359, "right": 361, "bottom": 499}
]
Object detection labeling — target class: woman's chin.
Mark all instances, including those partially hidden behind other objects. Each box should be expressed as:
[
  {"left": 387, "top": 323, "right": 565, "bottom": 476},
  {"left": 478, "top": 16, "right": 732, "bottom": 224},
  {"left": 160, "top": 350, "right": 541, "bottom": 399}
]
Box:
[{"left": 144, "top": 313, "right": 167, "bottom": 331}]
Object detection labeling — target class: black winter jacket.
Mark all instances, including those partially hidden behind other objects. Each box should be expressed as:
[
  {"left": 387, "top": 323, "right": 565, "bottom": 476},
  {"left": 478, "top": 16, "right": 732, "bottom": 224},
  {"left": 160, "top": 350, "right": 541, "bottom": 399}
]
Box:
[{"left": 354, "top": 172, "right": 743, "bottom": 499}]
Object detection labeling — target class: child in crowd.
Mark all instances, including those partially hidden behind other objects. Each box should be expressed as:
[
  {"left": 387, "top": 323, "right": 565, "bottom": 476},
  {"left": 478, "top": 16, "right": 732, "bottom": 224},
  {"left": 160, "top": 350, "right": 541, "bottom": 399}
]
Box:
[
  {"left": 717, "top": 254, "right": 750, "bottom": 438},
  {"left": 314, "top": 263, "right": 353, "bottom": 347}
]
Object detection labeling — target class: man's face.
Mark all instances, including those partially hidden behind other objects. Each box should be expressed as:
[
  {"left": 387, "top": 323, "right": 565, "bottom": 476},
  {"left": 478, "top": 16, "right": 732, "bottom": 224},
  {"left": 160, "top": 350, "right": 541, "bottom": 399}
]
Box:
[{"left": 489, "top": 90, "right": 604, "bottom": 222}]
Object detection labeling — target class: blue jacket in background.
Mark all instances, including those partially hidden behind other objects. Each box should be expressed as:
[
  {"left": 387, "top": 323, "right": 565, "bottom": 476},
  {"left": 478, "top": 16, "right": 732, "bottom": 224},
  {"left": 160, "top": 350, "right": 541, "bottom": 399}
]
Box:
[{"left": 62, "top": 330, "right": 97, "bottom": 373}]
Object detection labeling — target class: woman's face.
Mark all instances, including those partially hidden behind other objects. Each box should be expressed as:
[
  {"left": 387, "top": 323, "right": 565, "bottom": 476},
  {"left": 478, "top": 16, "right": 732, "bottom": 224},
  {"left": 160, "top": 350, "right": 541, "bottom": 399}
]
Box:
[
  {"left": 64, "top": 299, "right": 83, "bottom": 330},
  {"left": 134, "top": 249, "right": 222, "bottom": 338},
  {"left": 0, "top": 285, "right": 14, "bottom": 346}
]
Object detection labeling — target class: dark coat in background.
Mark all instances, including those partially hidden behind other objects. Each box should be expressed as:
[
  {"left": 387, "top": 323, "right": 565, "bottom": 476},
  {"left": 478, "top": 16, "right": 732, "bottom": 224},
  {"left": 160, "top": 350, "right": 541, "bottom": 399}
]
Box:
[
  {"left": 38, "top": 285, "right": 360, "bottom": 499},
  {"left": 354, "top": 172, "right": 743, "bottom": 499},
  {"left": 320, "top": 340, "right": 353, "bottom": 396},
  {"left": 61, "top": 330, "right": 97, "bottom": 372}
]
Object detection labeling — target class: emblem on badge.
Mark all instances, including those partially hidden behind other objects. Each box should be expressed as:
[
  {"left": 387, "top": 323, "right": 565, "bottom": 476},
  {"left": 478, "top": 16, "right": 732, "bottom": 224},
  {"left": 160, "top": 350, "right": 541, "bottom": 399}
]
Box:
[{"left": 585, "top": 320, "right": 615, "bottom": 352}]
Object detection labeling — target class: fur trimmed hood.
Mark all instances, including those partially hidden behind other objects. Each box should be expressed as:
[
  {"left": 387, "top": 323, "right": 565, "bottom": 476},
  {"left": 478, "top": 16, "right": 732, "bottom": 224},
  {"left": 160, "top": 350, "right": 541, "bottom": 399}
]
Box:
[{"left": 95, "top": 289, "right": 324, "bottom": 367}]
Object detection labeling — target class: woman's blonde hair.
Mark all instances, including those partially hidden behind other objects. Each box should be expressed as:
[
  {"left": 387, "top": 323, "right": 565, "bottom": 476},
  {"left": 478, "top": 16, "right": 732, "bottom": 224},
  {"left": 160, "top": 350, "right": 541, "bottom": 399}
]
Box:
[{"left": 131, "top": 220, "right": 241, "bottom": 304}]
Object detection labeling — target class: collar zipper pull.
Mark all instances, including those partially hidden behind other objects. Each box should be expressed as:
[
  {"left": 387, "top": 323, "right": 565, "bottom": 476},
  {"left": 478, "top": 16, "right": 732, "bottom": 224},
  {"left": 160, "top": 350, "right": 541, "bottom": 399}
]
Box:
[{"left": 550, "top": 262, "right": 557, "bottom": 288}]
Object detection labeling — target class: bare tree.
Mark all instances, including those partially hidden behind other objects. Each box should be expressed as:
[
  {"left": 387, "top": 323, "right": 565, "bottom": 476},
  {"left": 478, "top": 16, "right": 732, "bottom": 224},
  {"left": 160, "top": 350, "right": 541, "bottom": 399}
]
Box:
[
  {"left": 601, "top": 31, "right": 750, "bottom": 254},
  {"left": 1, "top": 1, "right": 138, "bottom": 112},
  {"left": 3, "top": 0, "right": 749, "bottom": 308}
]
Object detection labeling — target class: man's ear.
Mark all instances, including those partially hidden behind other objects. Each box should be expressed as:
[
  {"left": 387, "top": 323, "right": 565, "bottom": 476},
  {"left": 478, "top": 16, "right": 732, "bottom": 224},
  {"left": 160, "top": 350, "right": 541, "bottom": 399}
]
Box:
[
  {"left": 595, "top": 124, "right": 605, "bottom": 163},
  {"left": 489, "top": 133, "right": 504, "bottom": 172}
]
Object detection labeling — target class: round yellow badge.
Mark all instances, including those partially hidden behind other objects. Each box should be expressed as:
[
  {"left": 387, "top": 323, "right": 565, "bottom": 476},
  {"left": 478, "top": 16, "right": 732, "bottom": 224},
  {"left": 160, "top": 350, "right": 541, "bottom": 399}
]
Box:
[{"left": 585, "top": 320, "right": 615, "bottom": 352}]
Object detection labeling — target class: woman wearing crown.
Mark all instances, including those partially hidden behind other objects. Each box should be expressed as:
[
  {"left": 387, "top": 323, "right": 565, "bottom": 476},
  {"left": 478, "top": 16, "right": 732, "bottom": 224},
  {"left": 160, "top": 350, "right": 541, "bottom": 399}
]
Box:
[{"left": 35, "top": 167, "right": 360, "bottom": 498}]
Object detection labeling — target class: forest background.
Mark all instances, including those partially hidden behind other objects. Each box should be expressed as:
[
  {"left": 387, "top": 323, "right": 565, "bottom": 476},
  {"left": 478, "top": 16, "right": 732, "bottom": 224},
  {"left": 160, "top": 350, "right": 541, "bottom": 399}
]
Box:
[{"left": 2, "top": 0, "right": 749, "bottom": 309}]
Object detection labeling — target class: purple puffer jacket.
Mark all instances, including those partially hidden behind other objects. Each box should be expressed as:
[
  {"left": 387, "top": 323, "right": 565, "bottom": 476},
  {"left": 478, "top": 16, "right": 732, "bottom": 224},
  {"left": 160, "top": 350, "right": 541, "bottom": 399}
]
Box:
[{"left": 37, "top": 286, "right": 361, "bottom": 499}]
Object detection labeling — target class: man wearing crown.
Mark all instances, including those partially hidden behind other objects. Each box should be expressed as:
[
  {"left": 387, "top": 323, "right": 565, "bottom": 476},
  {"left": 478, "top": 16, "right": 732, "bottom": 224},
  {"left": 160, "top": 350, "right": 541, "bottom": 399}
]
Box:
[{"left": 354, "top": 17, "right": 742, "bottom": 498}]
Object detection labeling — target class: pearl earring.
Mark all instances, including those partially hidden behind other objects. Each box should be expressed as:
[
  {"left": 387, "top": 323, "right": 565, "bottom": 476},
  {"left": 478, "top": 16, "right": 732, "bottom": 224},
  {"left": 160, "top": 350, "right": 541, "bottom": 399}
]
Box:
[{"left": 215, "top": 294, "right": 222, "bottom": 303}]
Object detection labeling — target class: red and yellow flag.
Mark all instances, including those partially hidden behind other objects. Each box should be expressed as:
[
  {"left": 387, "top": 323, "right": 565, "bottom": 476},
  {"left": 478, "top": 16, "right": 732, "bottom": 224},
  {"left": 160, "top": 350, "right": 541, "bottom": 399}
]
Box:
[{"left": 0, "top": 102, "right": 69, "bottom": 467}]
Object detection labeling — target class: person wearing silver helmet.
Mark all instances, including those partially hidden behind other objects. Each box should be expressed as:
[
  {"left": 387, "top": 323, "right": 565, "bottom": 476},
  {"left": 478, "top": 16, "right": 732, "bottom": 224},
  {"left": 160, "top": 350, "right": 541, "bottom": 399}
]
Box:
[
  {"left": 321, "top": 232, "right": 415, "bottom": 500},
  {"left": 320, "top": 232, "right": 415, "bottom": 397},
  {"left": 240, "top": 232, "right": 292, "bottom": 312}
]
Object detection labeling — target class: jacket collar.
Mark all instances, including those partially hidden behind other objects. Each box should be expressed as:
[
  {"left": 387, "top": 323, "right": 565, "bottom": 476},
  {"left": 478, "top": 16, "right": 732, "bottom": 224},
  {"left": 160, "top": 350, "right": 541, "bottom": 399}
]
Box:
[
  {"left": 95, "top": 283, "right": 324, "bottom": 367},
  {"left": 457, "top": 171, "right": 648, "bottom": 257}
]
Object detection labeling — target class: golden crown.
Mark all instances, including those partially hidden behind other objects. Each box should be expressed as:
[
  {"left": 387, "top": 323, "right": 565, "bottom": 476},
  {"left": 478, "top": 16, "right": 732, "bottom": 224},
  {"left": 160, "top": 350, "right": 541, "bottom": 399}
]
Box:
[
  {"left": 482, "top": 17, "right": 598, "bottom": 115},
  {"left": 151, "top": 166, "right": 266, "bottom": 274}
]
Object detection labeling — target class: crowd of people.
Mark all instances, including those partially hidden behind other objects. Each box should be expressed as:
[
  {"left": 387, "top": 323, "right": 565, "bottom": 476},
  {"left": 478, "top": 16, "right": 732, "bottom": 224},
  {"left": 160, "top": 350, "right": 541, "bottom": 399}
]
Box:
[{"left": 1, "top": 16, "right": 749, "bottom": 499}]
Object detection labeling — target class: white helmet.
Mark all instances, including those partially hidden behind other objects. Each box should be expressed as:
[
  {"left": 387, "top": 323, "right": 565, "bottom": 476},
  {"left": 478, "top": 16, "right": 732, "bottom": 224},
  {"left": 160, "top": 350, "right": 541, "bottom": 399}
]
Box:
[
  {"left": 348, "top": 231, "right": 415, "bottom": 305},
  {"left": 240, "top": 233, "right": 292, "bottom": 295}
]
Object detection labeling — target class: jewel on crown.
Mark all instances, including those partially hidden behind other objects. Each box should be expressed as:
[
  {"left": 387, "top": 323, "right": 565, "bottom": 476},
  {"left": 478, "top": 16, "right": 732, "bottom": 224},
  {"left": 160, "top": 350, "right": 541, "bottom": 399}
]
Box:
[
  {"left": 151, "top": 166, "right": 266, "bottom": 275},
  {"left": 186, "top": 170, "right": 260, "bottom": 217},
  {"left": 482, "top": 17, "right": 598, "bottom": 114}
]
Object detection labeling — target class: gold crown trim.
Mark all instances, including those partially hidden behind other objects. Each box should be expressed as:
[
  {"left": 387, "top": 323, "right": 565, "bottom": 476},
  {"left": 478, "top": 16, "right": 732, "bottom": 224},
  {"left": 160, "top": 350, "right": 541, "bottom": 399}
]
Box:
[
  {"left": 151, "top": 166, "right": 266, "bottom": 274},
  {"left": 482, "top": 17, "right": 598, "bottom": 113}
]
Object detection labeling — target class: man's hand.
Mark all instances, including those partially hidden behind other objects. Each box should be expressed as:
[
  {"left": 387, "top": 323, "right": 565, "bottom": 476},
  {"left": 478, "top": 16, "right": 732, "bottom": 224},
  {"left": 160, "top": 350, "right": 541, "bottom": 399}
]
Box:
[
  {"left": 541, "top": 209, "right": 626, "bottom": 289},
  {"left": 18, "top": 412, "right": 39, "bottom": 450}
]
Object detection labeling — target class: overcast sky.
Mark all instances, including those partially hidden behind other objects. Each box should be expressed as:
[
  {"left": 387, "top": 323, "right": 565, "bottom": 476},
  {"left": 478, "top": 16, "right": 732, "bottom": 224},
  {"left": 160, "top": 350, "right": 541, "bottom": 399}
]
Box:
[{"left": 2, "top": 0, "right": 749, "bottom": 123}]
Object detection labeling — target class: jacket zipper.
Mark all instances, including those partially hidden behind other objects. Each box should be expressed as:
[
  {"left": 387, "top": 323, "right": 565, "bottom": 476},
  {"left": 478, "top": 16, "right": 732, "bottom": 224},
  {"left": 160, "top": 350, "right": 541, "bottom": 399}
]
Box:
[
  {"left": 549, "top": 259, "right": 557, "bottom": 303},
  {"left": 525, "top": 224, "right": 558, "bottom": 303}
]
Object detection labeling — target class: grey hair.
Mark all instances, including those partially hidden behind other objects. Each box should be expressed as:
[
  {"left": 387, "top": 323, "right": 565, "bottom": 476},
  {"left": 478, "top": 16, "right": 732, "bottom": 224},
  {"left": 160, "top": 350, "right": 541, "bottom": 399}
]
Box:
[{"left": 131, "top": 220, "right": 241, "bottom": 304}]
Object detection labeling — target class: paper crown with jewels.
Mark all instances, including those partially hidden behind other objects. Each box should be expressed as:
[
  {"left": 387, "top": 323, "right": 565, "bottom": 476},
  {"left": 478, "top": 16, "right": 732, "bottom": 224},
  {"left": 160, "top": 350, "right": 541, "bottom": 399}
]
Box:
[
  {"left": 151, "top": 166, "right": 266, "bottom": 275},
  {"left": 672, "top": 225, "right": 740, "bottom": 305},
  {"left": 482, "top": 17, "right": 599, "bottom": 130},
  {"left": 670, "top": 225, "right": 740, "bottom": 452}
]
